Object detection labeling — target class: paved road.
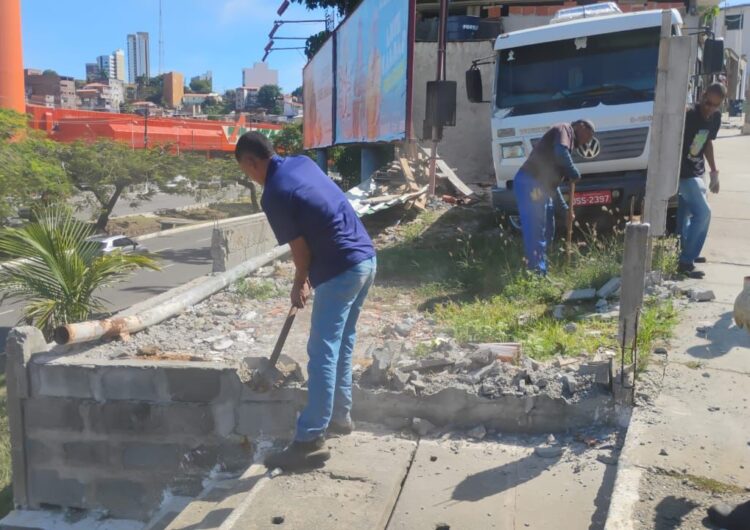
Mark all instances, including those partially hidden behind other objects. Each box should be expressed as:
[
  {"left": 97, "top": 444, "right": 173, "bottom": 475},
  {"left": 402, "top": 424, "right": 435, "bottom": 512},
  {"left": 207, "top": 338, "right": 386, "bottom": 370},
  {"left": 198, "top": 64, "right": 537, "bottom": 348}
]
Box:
[{"left": 0, "top": 225, "right": 215, "bottom": 352}]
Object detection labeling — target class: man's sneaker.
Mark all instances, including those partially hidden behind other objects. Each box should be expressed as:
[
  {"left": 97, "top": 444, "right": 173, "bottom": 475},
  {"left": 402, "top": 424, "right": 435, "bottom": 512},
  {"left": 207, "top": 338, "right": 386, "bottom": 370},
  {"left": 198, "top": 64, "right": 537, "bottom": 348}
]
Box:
[
  {"left": 707, "top": 500, "right": 750, "bottom": 530},
  {"left": 677, "top": 262, "right": 705, "bottom": 278},
  {"left": 263, "top": 437, "right": 330, "bottom": 471},
  {"left": 694, "top": 256, "right": 707, "bottom": 263},
  {"left": 328, "top": 419, "right": 354, "bottom": 437}
]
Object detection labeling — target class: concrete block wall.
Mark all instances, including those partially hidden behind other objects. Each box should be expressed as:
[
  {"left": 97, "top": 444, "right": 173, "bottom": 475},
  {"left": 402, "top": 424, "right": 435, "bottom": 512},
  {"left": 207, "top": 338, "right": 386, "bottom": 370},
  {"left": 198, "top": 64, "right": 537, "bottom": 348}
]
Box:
[
  {"left": 6, "top": 327, "right": 306, "bottom": 522},
  {"left": 210, "top": 213, "right": 277, "bottom": 273}
]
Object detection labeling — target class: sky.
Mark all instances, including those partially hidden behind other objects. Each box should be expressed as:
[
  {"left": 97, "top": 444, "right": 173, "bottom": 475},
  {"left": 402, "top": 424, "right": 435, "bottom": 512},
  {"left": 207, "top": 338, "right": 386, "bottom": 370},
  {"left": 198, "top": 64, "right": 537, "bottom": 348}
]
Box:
[{"left": 20, "top": 0, "right": 330, "bottom": 94}]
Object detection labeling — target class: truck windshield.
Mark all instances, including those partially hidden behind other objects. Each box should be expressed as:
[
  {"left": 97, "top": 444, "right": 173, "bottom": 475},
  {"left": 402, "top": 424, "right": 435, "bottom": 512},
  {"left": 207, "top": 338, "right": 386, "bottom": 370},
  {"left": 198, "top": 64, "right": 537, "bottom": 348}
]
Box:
[{"left": 496, "top": 26, "right": 661, "bottom": 116}]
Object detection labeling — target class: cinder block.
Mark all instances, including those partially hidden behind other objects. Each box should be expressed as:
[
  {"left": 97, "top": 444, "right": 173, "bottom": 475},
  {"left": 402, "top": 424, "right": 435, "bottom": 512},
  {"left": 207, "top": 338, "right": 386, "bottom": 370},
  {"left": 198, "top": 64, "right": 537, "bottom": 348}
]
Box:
[
  {"left": 98, "top": 366, "right": 164, "bottom": 402},
  {"left": 32, "top": 364, "right": 93, "bottom": 399},
  {"left": 25, "top": 438, "right": 58, "bottom": 466},
  {"left": 63, "top": 440, "right": 114, "bottom": 467},
  {"left": 24, "top": 398, "right": 83, "bottom": 432},
  {"left": 121, "top": 442, "right": 184, "bottom": 471},
  {"left": 212, "top": 401, "right": 236, "bottom": 438},
  {"left": 94, "top": 478, "right": 162, "bottom": 520},
  {"left": 165, "top": 368, "right": 221, "bottom": 402},
  {"left": 236, "top": 402, "right": 298, "bottom": 437},
  {"left": 84, "top": 401, "right": 214, "bottom": 437},
  {"left": 28, "top": 468, "right": 86, "bottom": 509}
]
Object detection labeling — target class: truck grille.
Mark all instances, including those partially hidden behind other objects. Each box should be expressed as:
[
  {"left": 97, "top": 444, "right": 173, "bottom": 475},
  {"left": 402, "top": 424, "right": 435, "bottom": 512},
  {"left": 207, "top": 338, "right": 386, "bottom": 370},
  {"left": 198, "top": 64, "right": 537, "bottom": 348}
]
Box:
[{"left": 530, "top": 127, "right": 649, "bottom": 163}]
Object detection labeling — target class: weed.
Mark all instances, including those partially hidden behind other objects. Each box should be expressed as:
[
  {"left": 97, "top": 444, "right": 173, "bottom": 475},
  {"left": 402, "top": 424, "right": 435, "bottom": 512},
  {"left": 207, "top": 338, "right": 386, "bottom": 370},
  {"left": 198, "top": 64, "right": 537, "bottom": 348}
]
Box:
[
  {"left": 636, "top": 299, "right": 678, "bottom": 370},
  {"left": 234, "top": 278, "right": 283, "bottom": 301},
  {"left": 0, "top": 374, "right": 11, "bottom": 517},
  {"left": 685, "top": 360, "right": 704, "bottom": 370},
  {"left": 657, "top": 468, "right": 746, "bottom": 495}
]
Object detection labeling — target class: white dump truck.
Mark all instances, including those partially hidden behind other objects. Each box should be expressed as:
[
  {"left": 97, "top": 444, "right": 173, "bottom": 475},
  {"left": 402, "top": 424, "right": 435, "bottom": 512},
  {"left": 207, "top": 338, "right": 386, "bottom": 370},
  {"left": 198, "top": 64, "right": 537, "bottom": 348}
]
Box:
[{"left": 467, "top": 3, "right": 691, "bottom": 222}]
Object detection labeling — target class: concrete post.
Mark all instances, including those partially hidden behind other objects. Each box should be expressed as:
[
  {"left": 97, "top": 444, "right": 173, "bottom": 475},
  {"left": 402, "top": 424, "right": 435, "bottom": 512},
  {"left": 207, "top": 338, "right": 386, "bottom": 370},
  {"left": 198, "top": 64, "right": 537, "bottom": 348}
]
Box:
[
  {"left": 360, "top": 145, "right": 379, "bottom": 184},
  {"left": 4, "top": 327, "right": 50, "bottom": 507},
  {"left": 619, "top": 223, "right": 650, "bottom": 355},
  {"left": 642, "top": 11, "right": 692, "bottom": 238},
  {"left": 315, "top": 148, "right": 328, "bottom": 174}
]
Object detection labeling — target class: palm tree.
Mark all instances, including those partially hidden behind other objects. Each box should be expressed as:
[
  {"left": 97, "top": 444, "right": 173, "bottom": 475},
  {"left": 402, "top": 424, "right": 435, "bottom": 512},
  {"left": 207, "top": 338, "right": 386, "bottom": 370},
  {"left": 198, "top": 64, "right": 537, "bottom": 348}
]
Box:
[{"left": 0, "top": 206, "right": 159, "bottom": 338}]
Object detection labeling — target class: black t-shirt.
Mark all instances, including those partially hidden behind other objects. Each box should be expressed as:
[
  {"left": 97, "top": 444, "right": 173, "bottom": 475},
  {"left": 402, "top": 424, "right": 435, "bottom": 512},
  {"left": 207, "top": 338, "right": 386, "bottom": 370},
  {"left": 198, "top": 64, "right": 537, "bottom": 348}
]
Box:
[{"left": 680, "top": 105, "right": 720, "bottom": 179}]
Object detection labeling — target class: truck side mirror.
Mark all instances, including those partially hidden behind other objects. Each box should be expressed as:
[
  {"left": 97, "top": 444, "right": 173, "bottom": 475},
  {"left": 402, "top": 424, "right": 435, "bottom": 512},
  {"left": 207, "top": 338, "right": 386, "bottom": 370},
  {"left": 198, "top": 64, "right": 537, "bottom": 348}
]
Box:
[
  {"left": 466, "top": 66, "right": 483, "bottom": 103},
  {"left": 702, "top": 38, "right": 724, "bottom": 75}
]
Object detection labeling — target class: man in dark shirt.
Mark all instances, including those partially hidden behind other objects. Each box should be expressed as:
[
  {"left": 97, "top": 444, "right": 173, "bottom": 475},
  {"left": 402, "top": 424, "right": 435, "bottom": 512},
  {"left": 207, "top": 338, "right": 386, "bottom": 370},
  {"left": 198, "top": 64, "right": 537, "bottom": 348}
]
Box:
[
  {"left": 676, "top": 82, "right": 725, "bottom": 278},
  {"left": 514, "top": 120, "right": 595, "bottom": 274},
  {"left": 235, "top": 132, "right": 376, "bottom": 470}
]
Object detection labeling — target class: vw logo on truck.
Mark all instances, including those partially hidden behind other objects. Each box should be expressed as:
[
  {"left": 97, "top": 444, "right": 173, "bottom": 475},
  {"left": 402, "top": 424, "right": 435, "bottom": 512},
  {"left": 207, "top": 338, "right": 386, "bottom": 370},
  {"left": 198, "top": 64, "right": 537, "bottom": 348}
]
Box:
[{"left": 577, "top": 137, "right": 601, "bottom": 159}]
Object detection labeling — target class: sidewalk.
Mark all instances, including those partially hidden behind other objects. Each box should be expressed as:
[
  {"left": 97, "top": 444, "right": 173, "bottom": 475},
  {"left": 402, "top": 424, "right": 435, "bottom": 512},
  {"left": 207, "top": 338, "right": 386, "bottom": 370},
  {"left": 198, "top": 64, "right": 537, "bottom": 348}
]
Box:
[{"left": 606, "top": 130, "right": 750, "bottom": 528}]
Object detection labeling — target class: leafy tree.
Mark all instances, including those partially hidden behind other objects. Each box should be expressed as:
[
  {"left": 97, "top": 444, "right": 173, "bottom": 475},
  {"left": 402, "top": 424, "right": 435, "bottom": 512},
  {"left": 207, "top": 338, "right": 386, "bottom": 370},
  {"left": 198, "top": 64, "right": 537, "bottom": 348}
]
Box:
[
  {"left": 330, "top": 145, "right": 361, "bottom": 190},
  {"left": 292, "top": 86, "right": 304, "bottom": 100},
  {"left": 257, "top": 85, "right": 284, "bottom": 115},
  {"left": 189, "top": 78, "right": 212, "bottom": 94},
  {"left": 273, "top": 123, "right": 304, "bottom": 156},
  {"left": 291, "top": 0, "right": 361, "bottom": 15},
  {"left": 0, "top": 206, "right": 159, "bottom": 338},
  {"left": 136, "top": 75, "right": 165, "bottom": 106},
  {"left": 60, "top": 140, "right": 179, "bottom": 231},
  {"left": 42, "top": 69, "right": 59, "bottom": 77},
  {"left": 0, "top": 109, "right": 70, "bottom": 223},
  {"left": 305, "top": 30, "right": 332, "bottom": 59}
]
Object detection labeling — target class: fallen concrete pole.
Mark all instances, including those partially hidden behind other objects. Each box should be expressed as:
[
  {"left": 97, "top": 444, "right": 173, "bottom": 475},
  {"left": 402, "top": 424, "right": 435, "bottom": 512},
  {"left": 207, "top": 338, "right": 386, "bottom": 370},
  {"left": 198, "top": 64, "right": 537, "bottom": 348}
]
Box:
[{"left": 53, "top": 244, "right": 289, "bottom": 345}]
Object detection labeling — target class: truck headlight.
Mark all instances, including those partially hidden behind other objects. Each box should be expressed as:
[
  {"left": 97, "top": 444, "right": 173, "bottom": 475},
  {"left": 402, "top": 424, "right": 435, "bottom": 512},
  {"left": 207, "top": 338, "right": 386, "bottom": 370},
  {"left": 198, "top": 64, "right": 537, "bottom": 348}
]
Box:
[{"left": 501, "top": 143, "right": 525, "bottom": 159}]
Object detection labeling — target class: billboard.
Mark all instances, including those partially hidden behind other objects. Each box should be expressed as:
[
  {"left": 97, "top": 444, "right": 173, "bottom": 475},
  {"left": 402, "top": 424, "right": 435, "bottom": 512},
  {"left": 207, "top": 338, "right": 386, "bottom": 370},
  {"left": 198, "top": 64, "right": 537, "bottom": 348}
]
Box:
[
  {"left": 335, "top": 0, "right": 410, "bottom": 144},
  {"left": 303, "top": 36, "right": 334, "bottom": 149}
]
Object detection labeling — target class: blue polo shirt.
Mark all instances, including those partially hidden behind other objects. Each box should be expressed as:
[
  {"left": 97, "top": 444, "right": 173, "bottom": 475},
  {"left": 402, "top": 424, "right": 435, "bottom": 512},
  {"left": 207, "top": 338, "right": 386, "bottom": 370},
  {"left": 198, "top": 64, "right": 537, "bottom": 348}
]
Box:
[{"left": 261, "top": 155, "right": 375, "bottom": 287}]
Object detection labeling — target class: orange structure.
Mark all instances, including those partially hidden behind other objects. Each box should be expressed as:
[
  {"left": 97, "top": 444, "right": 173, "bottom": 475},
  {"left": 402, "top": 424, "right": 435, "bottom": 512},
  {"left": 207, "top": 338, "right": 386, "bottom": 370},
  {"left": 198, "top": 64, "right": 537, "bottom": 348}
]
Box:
[
  {"left": 26, "top": 105, "right": 284, "bottom": 154},
  {"left": 0, "top": 0, "right": 26, "bottom": 112}
]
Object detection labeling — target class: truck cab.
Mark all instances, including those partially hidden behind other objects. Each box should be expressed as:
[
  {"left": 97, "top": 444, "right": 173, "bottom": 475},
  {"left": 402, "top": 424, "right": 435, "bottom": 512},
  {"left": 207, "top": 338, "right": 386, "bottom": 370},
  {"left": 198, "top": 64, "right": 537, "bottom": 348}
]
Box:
[{"left": 485, "top": 4, "right": 683, "bottom": 220}]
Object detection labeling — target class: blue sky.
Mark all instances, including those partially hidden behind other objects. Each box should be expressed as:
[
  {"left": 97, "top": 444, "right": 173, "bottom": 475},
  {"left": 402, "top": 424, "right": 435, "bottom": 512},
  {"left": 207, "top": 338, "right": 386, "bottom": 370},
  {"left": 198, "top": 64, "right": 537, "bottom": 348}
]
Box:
[{"left": 20, "top": 0, "right": 329, "bottom": 93}]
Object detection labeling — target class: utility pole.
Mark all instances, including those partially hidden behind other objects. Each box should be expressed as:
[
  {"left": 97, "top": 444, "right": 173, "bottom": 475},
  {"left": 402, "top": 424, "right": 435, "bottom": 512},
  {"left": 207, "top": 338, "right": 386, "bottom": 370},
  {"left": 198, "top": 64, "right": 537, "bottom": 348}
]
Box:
[{"left": 428, "top": 0, "right": 449, "bottom": 196}]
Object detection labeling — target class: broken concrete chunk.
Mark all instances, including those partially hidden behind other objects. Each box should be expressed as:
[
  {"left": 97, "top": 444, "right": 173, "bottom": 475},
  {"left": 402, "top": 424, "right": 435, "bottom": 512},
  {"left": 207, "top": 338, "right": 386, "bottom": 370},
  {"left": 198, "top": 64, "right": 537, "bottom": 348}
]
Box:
[
  {"left": 211, "top": 338, "right": 234, "bottom": 351},
  {"left": 394, "top": 321, "right": 414, "bottom": 337},
  {"left": 597, "top": 277, "right": 622, "bottom": 299},
  {"left": 389, "top": 371, "right": 410, "bottom": 392},
  {"left": 562, "top": 288, "right": 596, "bottom": 303},
  {"left": 470, "top": 343, "right": 521, "bottom": 364},
  {"left": 466, "top": 360, "right": 502, "bottom": 384},
  {"left": 361, "top": 346, "right": 399, "bottom": 387},
  {"left": 595, "top": 299, "right": 609, "bottom": 313},
  {"left": 596, "top": 453, "right": 618, "bottom": 466},
  {"left": 577, "top": 361, "right": 611, "bottom": 386},
  {"left": 535, "top": 445, "right": 564, "bottom": 458},
  {"left": 562, "top": 373, "right": 579, "bottom": 394},
  {"left": 412, "top": 417, "right": 436, "bottom": 437},
  {"left": 467, "top": 425, "right": 487, "bottom": 440},
  {"left": 689, "top": 289, "right": 716, "bottom": 302},
  {"left": 563, "top": 323, "right": 578, "bottom": 334},
  {"left": 553, "top": 305, "right": 566, "bottom": 320}
]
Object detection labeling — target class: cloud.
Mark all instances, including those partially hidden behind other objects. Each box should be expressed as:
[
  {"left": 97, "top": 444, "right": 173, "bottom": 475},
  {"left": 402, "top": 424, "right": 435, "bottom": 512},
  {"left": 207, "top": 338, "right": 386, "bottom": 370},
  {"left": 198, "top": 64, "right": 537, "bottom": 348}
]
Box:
[{"left": 219, "top": 0, "right": 274, "bottom": 25}]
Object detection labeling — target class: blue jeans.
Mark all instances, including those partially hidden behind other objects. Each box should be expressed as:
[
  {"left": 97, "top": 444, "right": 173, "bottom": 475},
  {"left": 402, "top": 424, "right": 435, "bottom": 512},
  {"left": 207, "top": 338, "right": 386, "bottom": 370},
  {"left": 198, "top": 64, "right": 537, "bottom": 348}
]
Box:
[
  {"left": 295, "top": 256, "right": 376, "bottom": 442},
  {"left": 514, "top": 170, "right": 555, "bottom": 274},
  {"left": 677, "top": 176, "right": 711, "bottom": 265}
]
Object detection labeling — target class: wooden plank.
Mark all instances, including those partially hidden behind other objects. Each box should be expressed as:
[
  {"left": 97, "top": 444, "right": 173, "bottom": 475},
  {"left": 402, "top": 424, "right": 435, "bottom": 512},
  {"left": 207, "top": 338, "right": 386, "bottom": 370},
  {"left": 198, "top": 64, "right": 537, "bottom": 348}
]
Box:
[
  {"left": 399, "top": 157, "right": 419, "bottom": 191},
  {"left": 435, "top": 158, "right": 474, "bottom": 197}
]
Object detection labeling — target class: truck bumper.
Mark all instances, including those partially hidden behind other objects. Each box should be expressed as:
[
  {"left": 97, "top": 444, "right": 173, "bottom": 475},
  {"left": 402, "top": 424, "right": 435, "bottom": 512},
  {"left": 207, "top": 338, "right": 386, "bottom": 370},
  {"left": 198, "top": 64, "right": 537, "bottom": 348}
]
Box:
[{"left": 491, "top": 171, "right": 676, "bottom": 217}]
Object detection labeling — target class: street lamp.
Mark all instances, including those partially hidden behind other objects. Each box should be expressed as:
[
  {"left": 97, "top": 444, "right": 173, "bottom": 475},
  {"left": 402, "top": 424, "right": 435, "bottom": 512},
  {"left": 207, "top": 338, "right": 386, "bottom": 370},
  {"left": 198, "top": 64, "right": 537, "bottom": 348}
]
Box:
[{"left": 277, "top": 0, "right": 290, "bottom": 16}]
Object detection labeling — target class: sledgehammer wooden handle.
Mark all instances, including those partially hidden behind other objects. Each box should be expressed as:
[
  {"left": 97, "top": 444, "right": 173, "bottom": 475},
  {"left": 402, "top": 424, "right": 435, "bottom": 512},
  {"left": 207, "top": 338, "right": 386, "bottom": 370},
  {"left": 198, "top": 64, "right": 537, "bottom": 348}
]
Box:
[
  {"left": 566, "top": 181, "right": 576, "bottom": 265},
  {"left": 268, "top": 306, "right": 298, "bottom": 369}
]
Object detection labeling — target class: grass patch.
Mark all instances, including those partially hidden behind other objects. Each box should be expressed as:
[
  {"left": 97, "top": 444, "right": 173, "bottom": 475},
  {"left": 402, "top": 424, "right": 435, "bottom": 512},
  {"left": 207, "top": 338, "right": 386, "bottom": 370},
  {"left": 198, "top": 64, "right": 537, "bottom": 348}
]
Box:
[
  {"left": 106, "top": 215, "right": 162, "bottom": 237},
  {"left": 658, "top": 468, "right": 746, "bottom": 495},
  {"left": 377, "top": 206, "right": 680, "bottom": 362},
  {"left": 164, "top": 199, "right": 258, "bottom": 222},
  {"left": 0, "top": 373, "right": 12, "bottom": 518},
  {"left": 233, "top": 278, "right": 284, "bottom": 301},
  {"left": 685, "top": 360, "right": 704, "bottom": 370}
]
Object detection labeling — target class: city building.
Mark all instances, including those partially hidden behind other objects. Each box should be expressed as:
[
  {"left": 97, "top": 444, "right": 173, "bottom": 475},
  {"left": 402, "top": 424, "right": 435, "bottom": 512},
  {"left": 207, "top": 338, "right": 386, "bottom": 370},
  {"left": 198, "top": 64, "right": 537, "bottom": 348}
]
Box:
[
  {"left": 96, "top": 54, "right": 113, "bottom": 79},
  {"left": 113, "top": 49, "right": 126, "bottom": 81},
  {"left": 715, "top": 4, "right": 749, "bottom": 102},
  {"left": 76, "top": 80, "right": 125, "bottom": 112},
  {"left": 127, "top": 32, "right": 150, "bottom": 83},
  {"left": 242, "top": 62, "right": 278, "bottom": 88},
  {"left": 235, "top": 86, "right": 260, "bottom": 111},
  {"left": 85, "top": 63, "right": 101, "bottom": 83},
  {"left": 283, "top": 95, "right": 303, "bottom": 120},
  {"left": 163, "top": 71, "right": 184, "bottom": 108},
  {"left": 24, "top": 69, "right": 77, "bottom": 109}
]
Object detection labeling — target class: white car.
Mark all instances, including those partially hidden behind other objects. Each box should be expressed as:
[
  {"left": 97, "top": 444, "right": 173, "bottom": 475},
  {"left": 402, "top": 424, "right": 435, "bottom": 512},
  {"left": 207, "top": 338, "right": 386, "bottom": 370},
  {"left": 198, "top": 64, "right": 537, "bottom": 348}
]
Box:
[{"left": 86, "top": 235, "right": 148, "bottom": 255}]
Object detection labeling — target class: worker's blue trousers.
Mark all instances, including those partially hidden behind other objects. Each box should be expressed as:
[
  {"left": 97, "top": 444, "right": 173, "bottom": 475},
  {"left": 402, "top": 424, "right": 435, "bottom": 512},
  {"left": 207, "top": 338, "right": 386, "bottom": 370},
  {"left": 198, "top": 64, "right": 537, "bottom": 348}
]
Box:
[{"left": 514, "top": 169, "right": 555, "bottom": 275}]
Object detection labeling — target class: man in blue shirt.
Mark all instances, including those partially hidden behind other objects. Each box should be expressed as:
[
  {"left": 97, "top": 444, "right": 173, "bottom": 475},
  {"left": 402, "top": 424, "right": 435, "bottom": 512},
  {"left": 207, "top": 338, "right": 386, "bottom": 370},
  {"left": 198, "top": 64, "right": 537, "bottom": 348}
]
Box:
[
  {"left": 514, "top": 120, "right": 595, "bottom": 274},
  {"left": 235, "top": 132, "right": 376, "bottom": 471}
]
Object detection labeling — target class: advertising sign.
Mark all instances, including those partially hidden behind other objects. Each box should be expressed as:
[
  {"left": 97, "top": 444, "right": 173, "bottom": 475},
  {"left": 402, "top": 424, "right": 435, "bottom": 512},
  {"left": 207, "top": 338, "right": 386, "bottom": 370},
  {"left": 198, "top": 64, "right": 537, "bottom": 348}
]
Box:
[
  {"left": 303, "top": 36, "right": 334, "bottom": 149},
  {"left": 334, "top": 0, "right": 410, "bottom": 144}
]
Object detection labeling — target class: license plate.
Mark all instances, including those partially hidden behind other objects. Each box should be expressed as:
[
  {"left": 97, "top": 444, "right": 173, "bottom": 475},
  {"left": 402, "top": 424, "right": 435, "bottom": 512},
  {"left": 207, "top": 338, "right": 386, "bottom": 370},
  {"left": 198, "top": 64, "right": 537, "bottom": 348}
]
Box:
[{"left": 573, "top": 190, "right": 612, "bottom": 206}]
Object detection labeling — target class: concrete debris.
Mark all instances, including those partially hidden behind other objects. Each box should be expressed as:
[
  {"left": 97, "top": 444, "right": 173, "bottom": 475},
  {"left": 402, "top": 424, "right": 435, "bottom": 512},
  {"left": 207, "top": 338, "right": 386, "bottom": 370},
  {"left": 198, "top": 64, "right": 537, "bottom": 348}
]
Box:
[
  {"left": 242, "top": 310, "right": 258, "bottom": 321},
  {"left": 595, "top": 299, "right": 609, "bottom": 313},
  {"left": 412, "top": 417, "right": 436, "bottom": 437},
  {"left": 361, "top": 345, "right": 399, "bottom": 387},
  {"left": 653, "top": 347, "right": 668, "bottom": 355},
  {"left": 553, "top": 305, "right": 566, "bottom": 320},
  {"left": 535, "top": 445, "right": 564, "bottom": 458},
  {"left": 211, "top": 338, "right": 234, "bottom": 351},
  {"left": 469, "top": 342, "right": 521, "bottom": 364},
  {"left": 562, "top": 374, "right": 579, "bottom": 394},
  {"left": 467, "top": 425, "right": 487, "bottom": 440},
  {"left": 389, "top": 371, "right": 410, "bottom": 392},
  {"left": 394, "top": 319, "right": 415, "bottom": 337},
  {"left": 689, "top": 289, "right": 716, "bottom": 302},
  {"left": 597, "top": 277, "right": 622, "bottom": 299},
  {"left": 659, "top": 448, "right": 669, "bottom": 456},
  {"left": 696, "top": 323, "right": 712, "bottom": 334},
  {"left": 269, "top": 468, "right": 283, "bottom": 478},
  {"left": 410, "top": 379, "right": 427, "bottom": 392},
  {"left": 596, "top": 452, "right": 618, "bottom": 465},
  {"left": 564, "top": 323, "right": 578, "bottom": 334},
  {"left": 562, "top": 288, "right": 597, "bottom": 303}
]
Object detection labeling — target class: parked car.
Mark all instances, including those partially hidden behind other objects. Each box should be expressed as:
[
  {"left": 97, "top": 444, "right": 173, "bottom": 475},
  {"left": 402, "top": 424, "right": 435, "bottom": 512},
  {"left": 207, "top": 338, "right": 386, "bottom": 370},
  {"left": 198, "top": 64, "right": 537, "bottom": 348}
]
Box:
[{"left": 86, "top": 235, "right": 148, "bottom": 255}]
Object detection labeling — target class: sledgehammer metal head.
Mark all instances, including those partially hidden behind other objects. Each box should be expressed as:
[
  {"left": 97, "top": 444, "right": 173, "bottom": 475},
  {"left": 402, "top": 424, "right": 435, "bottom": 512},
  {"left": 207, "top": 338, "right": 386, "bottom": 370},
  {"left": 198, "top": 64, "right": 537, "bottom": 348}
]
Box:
[{"left": 247, "top": 305, "right": 297, "bottom": 392}]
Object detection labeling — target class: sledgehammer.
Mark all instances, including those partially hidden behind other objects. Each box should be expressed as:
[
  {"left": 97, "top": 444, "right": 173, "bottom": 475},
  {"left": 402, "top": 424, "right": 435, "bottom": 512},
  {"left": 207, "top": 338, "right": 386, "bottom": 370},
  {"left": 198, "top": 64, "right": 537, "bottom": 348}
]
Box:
[
  {"left": 566, "top": 181, "right": 576, "bottom": 266},
  {"left": 249, "top": 305, "right": 298, "bottom": 392}
]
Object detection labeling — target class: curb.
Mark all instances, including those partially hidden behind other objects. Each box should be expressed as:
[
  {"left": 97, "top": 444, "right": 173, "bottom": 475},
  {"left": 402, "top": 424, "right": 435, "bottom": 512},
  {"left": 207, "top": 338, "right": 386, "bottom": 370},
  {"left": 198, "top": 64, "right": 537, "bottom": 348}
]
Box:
[{"left": 604, "top": 405, "right": 647, "bottom": 529}]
